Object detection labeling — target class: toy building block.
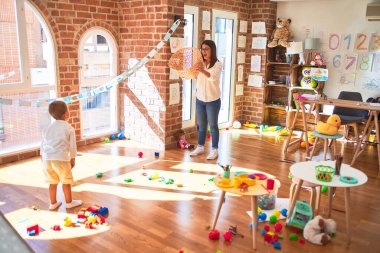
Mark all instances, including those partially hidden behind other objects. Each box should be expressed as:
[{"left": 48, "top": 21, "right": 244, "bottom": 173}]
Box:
[
  {"left": 77, "top": 207, "right": 87, "bottom": 218},
  {"left": 87, "top": 204, "right": 102, "bottom": 214},
  {"left": 98, "top": 207, "right": 109, "bottom": 217},
  {"left": 27, "top": 224, "right": 39, "bottom": 236}
]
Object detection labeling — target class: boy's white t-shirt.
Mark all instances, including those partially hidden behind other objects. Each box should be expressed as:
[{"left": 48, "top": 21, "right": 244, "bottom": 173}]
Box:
[
  {"left": 196, "top": 61, "right": 223, "bottom": 102},
  {"left": 41, "top": 120, "right": 77, "bottom": 161}
]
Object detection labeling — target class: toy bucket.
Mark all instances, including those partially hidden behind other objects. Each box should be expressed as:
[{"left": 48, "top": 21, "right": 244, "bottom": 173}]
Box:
[{"left": 257, "top": 179, "right": 280, "bottom": 210}]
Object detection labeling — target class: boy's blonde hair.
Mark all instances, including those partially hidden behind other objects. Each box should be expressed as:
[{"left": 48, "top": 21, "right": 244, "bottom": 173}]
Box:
[{"left": 49, "top": 101, "right": 68, "bottom": 120}]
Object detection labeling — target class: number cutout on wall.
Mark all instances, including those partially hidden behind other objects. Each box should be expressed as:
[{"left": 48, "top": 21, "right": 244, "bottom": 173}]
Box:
[
  {"left": 355, "top": 33, "right": 370, "bottom": 52},
  {"left": 341, "top": 33, "right": 353, "bottom": 51},
  {"left": 369, "top": 33, "right": 380, "bottom": 52},
  {"left": 329, "top": 33, "right": 341, "bottom": 51},
  {"left": 357, "top": 53, "right": 374, "bottom": 72},
  {"left": 343, "top": 54, "right": 358, "bottom": 72}
]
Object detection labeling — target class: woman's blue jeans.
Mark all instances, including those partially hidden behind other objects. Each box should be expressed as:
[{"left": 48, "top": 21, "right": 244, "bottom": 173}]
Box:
[{"left": 196, "top": 98, "right": 221, "bottom": 149}]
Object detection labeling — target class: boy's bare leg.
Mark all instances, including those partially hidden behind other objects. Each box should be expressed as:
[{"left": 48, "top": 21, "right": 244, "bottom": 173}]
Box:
[
  {"left": 62, "top": 184, "right": 72, "bottom": 203},
  {"left": 49, "top": 184, "right": 58, "bottom": 204}
]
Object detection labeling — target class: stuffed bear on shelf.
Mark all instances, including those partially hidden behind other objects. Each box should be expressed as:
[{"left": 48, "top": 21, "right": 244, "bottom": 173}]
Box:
[
  {"left": 303, "top": 215, "right": 336, "bottom": 245},
  {"left": 268, "top": 18, "right": 292, "bottom": 48}
]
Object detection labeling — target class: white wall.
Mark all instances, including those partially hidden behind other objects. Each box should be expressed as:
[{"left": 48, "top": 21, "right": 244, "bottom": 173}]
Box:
[{"left": 277, "top": 0, "right": 380, "bottom": 102}]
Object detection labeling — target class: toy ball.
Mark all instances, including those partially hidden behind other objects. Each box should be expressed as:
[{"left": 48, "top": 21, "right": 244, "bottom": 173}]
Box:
[
  {"left": 208, "top": 230, "right": 220, "bottom": 240},
  {"left": 269, "top": 215, "right": 277, "bottom": 224},
  {"left": 232, "top": 120, "right": 241, "bottom": 129},
  {"left": 207, "top": 129, "right": 211, "bottom": 134},
  {"left": 273, "top": 210, "right": 281, "bottom": 218},
  {"left": 289, "top": 233, "right": 298, "bottom": 240},
  {"left": 138, "top": 152, "right": 143, "bottom": 158},
  {"left": 280, "top": 208, "right": 288, "bottom": 217},
  {"left": 261, "top": 229, "right": 267, "bottom": 235},
  {"left": 110, "top": 134, "right": 116, "bottom": 140},
  {"left": 273, "top": 241, "right": 282, "bottom": 249},
  {"left": 321, "top": 185, "right": 329, "bottom": 193},
  {"left": 274, "top": 222, "right": 283, "bottom": 232},
  {"left": 300, "top": 141, "right": 307, "bottom": 148},
  {"left": 258, "top": 212, "right": 267, "bottom": 221},
  {"left": 264, "top": 233, "right": 273, "bottom": 242},
  {"left": 223, "top": 231, "right": 233, "bottom": 241},
  {"left": 118, "top": 133, "right": 125, "bottom": 140},
  {"left": 105, "top": 138, "right": 110, "bottom": 143},
  {"left": 299, "top": 238, "right": 305, "bottom": 244},
  {"left": 264, "top": 224, "right": 270, "bottom": 231},
  {"left": 207, "top": 133, "right": 211, "bottom": 138},
  {"left": 273, "top": 234, "right": 279, "bottom": 242}
]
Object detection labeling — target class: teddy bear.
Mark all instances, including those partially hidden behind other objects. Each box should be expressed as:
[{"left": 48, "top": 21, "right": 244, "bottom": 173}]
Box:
[
  {"left": 268, "top": 18, "right": 292, "bottom": 48},
  {"left": 303, "top": 215, "right": 336, "bottom": 245},
  {"left": 310, "top": 52, "right": 325, "bottom": 66}
]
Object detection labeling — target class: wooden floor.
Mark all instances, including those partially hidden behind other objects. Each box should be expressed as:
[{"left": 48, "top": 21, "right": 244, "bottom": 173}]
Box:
[{"left": 0, "top": 128, "right": 379, "bottom": 253}]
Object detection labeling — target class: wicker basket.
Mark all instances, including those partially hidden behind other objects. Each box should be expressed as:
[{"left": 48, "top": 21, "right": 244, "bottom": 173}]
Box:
[{"left": 168, "top": 47, "right": 203, "bottom": 80}]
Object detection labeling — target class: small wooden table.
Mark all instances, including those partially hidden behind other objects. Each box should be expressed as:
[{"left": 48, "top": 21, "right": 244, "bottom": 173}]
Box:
[
  {"left": 287, "top": 161, "right": 367, "bottom": 243},
  {"left": 284, "top": 98, "right": 380, "bottom": 169},
  {"left": 212, "top": 172, "right": 280, "bottom": 250}
]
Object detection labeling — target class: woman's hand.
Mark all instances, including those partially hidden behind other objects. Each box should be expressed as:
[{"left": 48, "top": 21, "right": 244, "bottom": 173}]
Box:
[{"left": 194, "top": 62, "right": 204, "bottom": 72}]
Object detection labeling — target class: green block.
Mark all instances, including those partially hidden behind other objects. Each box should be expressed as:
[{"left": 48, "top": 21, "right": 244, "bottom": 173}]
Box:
[
  {"left": 96, "top": 172, "right": 103, "bottom": 178},
  {"left": 124, "top": 178, "right": 133, "bottom": 183}
]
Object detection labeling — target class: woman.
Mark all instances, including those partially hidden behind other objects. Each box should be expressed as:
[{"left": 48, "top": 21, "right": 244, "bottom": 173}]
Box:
[{"left": 190, "top": 40, "right": 223, "bottom": 160}]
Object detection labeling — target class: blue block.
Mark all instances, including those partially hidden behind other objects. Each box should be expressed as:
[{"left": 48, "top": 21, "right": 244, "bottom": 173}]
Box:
[
  {"left": 154, "top": 152, "right": 159, "bottom": 157},
  {"left": 273, "top": 242, "right": 281, "bottom": 249},
  {"left": 98, "top": 207, "right": 109, "bottom": 217}
]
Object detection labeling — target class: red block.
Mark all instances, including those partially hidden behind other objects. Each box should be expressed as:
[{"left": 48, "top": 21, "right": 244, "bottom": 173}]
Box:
[
  {"left": 87, "top": 204, "right": 101, "bottom": 214},
  {"left": 27, "top": 224, "right": 39, "bottom": 236},
  {"left": 77, "top": 207, "right": 87, "bottom": 218}
]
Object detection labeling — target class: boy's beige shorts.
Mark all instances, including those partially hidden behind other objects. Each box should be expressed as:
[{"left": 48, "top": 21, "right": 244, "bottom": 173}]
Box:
[{"left": 42, "top": 160, "right": 74, "bottom": 184}]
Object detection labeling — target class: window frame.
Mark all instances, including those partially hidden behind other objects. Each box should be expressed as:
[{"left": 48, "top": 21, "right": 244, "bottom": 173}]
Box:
[
  {"left": 78, "top": 27, "right": 119, "bottom": 139},
  {"left": 0, "top": 0, "right": 57, "bottom": 95},
  {"left": 182, "top": 5, "right": 199, "bottom": 129}
]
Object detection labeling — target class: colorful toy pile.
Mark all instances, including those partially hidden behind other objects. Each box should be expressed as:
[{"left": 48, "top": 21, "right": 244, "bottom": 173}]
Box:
[
  {"left": 76, "top": 204, "right": 109, "bottom": 229},
  {"left": 315, "top": 165, "right": 335, "bottom": 182}
]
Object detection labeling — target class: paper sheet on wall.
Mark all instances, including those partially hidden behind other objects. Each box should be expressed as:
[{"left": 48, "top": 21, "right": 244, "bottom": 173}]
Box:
[
  {"left": 286, "top": 41, "right": 303, "bottom": 54},
  {"left": 338, "top": 73, "right": 356, "bottom": 86},
  {"left": 250, "top": 55, "right": 261, "bottom": 72},
  {"left": 236, "top": 84, "right": 244, "bottom": 96},
  {"left": 252, "top": 37, "right": 267, "bottom": 50},
  {"left": 239, "top": 20, "right": 247, "bottom": 33},
  {"left": 372, "top": 53, "right": 380, "bottom": 73},
  {"left": 361, "top": 75, "right": 380, "bottom": 90},
  {"left": 202, "top": 11, "right": 210, "bottom": 31},
  {"left": 238, "top": 65, "right": 244, "bottom": 82},
  {"left": 169, "top": 68, "right": 179, "bottom": 80},
  {"left": 356, "top": 53, "right": 374, "bottom": 72},
  {"left": 248, "top": 74, "right": 263, "bottom": 87},
  {"left": 205, "top": 33, "right": 211, "bottom": 40},
  {"left": 170, "top": 37, "right": 184, "bottom": 53},
  {"left": 355, "top": 33, "right": 370, "bottom": 52},
  {"left": 252, "top": 22, "right": 266, "bottom": 34},
  {"left": 237, "top": 52, "right": 246, "bottom": 64},
  {"left": 169, "top": 83, "right": 180, "bottom": 105},
  {"left": 238, "top": 35, "right": 246, "bottom": 48}
]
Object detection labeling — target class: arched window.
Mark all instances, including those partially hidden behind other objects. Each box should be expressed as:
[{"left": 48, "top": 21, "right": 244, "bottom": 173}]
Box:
[
  {"left": 0, "top": 0, "right": 57, "bottom": 155},
  {"left": 78, "top": 28, "right": 118, "bottom": 138}
]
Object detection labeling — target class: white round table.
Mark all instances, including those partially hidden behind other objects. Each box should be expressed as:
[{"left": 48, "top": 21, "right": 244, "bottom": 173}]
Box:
[{"left": 288, "top": 161, "right": 368, "bottom": 243}]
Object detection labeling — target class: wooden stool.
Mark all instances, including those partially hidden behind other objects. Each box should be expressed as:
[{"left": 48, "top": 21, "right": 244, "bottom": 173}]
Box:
[
  {"left": 309, "top": 131, "right": 343, "bottom": 161},
  {"left": 289, "top": 177, "right": 321, "bottom": 215}
]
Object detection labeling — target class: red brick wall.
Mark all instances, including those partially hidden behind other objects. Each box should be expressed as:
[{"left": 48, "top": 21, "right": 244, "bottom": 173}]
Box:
[{"left": 243, "top": 0, "right": 277, "bottom": 124}]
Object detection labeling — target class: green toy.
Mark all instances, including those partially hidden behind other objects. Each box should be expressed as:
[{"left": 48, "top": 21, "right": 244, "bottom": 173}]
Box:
[
  {"left": 315, "top": 165, "right": 335, "bottom": 182},
  {"left": 287, "top": 200, "right": 313, "bottom": 229},
  {"left": 321, "top": 185, "right": 329, "bottom": 193},
  {"left": 105, "top": 138, "right": 110, "bottom": 143},
  {"left": 124, "top": 178, "right": 133, "bottom": 183},
  {"left": 300, "top": 67, "right": 317, "bottom": 88},
  {"left": 339, "top": 176, "right": 358, "bottom": 184},
  {"left": 96, "top": 172, "right": 103, "bottom": 178},
  {"left": 289, "top": 233, "right": 298, "bottom": 240}
]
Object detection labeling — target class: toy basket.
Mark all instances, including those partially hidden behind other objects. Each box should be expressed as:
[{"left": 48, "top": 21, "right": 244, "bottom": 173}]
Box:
[
  {"left": 258, "top": 188, "right": 278, "bottom": 210},
  {"left": 315, "top": 165, "right": 335, "bottom": 182},
  {"left": 168, "top": 47, "right": 203, "bottom": 80}
]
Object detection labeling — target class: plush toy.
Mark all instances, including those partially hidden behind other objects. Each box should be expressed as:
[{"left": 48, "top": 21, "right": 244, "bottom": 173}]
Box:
[
  {"left": 176, "top": 130, "right": 195, "bottom": 149},
  {"left": 300, "top": 67, "right": 317, "bottom": 88},
  {"left": 310, "top": 52, "right": 325, "bottom": 66},
  {"left": 303, "top": 215, "right": 336, "bottom": 245},
  {"left": 316, "top": 114, "right": 341, "bottom": 135},
  {"left": 268, "top": 18, "right": 292, "bottom": 48}
]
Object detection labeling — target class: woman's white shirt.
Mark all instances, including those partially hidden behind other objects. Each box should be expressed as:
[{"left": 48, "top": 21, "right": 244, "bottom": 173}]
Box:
[{"left": 196, "top": 61, "right": 223, "bottom": 102}]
